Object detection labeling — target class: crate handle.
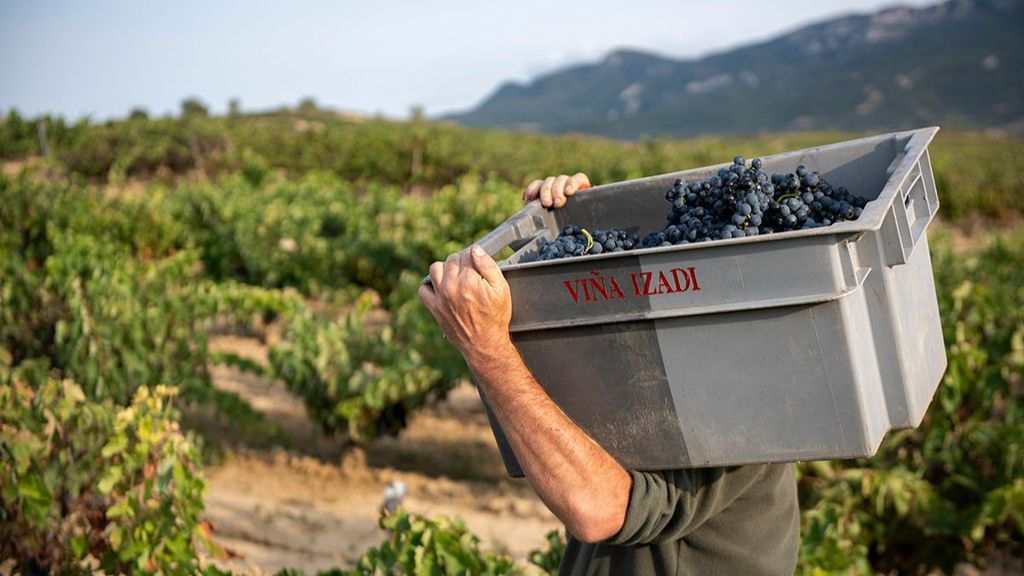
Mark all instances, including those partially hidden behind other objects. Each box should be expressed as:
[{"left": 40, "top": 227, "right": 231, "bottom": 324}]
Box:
[
  {"left": 475, "top": 204, "right": 552, "bottom": 258},
  {"left": 421, "top": 204, "right": 552, "bottom": 287},
  {"left": 879, "top": 149, "right": 940, "bottom": 266}
]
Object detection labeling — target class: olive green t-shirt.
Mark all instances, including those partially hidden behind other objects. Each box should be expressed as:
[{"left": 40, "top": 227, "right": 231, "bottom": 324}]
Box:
[{"left": 559, "top": 463, "right": 799, "bottom": 576}]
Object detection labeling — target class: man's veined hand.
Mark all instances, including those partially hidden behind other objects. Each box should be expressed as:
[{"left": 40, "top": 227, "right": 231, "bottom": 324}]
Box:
[
  {"left": 418, "top": 245, "right": 513, "bottom": 363},
  {"left": 524, "top": 173, "right": 591, "bottom": 208},
  {"left": 420, "top": 173, "right": 593, "bottom": 357}
]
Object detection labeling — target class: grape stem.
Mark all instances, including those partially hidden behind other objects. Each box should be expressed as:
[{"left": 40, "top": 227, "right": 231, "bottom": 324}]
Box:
[{"left": 581, "top": 228, "right": 594, "bottom": 254}]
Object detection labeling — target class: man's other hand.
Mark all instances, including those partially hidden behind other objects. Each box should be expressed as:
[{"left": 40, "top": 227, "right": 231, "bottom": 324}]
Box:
[
  {"left": 523, "top": 173, "right": 591, "bottom": 208},
  {"left": 419, "top": 245, "right": 513, "bottom": 362}
]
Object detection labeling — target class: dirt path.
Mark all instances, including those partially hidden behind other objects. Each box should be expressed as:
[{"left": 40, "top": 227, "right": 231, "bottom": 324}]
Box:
[
  {"left": 1, "top": 160, "right": 26, "bottom": 176},
  {"left": 197, "top": 336, "right": 560, "bottom": 574}
]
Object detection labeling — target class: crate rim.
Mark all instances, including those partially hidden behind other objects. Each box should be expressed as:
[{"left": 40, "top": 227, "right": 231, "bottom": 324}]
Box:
[{"left": 497, "top": 126, "right": 940, "bottom": 272}]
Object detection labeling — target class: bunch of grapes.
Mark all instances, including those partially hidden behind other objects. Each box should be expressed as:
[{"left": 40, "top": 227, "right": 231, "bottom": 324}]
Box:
[
  {"left": 525, "top": 156, "right": 869, "bottom": 261},
  {"left": 532, "top": 225, "right": 640, "bottom": 261},
  {"left": 642, "top": 156, "right": 868, "bottom": 247}
]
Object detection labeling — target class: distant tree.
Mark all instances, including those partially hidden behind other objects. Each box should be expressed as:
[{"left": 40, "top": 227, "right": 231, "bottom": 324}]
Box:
[
  {"left": 410, "top": 105, "right": 425, "bottom": 122},
  {"left": 128, "top": 107, "right": 149, "bottom": 120},
  {"left": 0, "top": 109, "right": 34, "bottom": 157},
  {"left": 180, "top": 97, "right": 209, "bottom": 118},
  {"left": 4, "top": 108, "right": 25, "bottom": 127},
  {"left": 297, "top": 97, "right": 318, "bottom": 113},
  {"left": 228, "top": 98, "right": 242, "bottom": 117}
]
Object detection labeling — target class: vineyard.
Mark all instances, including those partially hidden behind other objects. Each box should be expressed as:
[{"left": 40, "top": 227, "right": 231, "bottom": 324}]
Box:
[{"left": 1, "top": 104, "right": 1022, "bottom": 575}]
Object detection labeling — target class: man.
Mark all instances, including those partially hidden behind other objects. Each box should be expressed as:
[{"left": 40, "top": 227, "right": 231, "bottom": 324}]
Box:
[{"left": 418, "top": 173, "right": 800, "bottom": 575}]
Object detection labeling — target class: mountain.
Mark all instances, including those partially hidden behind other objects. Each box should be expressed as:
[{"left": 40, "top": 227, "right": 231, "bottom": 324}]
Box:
[{"left": 449, "top": 0, "right": 1024, "bottom": 138}]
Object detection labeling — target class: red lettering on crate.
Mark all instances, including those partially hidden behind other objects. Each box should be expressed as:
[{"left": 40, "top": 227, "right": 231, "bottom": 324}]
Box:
[
  {"left": 629, "top": 267, "right": 701, "bottom": 297},
  {"left": 657, "top": 270, "right": 674, "bottom": 294},
  {"left": 632, "top": 271, "right": 650, "bottom": 296},
  {"left": 563, "top": 279, "right": 587, "bottom": 303},
  {"left": 671, "top": 267, "right": 700, "bottom": 292},
  {"left": 564, "top": 267, "right": 700, "bottom": 303},
  {"left": 563, "top": 271, "right": 626, "bottom": 303}
]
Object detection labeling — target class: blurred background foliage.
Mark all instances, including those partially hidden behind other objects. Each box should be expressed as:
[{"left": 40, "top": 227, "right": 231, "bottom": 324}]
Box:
[{"left": 0, "top": 106, "right": 1021, "bottom": 574}]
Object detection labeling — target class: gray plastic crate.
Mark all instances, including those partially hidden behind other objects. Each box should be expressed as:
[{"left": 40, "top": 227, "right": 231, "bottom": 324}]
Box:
[{"left": 461, "top": 127, "right": 946, "bottom": 477}]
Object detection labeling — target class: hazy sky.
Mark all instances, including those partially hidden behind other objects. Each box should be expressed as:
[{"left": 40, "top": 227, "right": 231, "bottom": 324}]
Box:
[{"left": 0, "top": 0, "right": 936, "bottom": 120}]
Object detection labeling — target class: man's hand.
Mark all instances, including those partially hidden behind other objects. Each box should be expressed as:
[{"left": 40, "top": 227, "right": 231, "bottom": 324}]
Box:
[
  {"left": 418, "top": 245, "right": 513, "bottom": 363},
  {"left": 523, "top": 173, "right": 591, "bottom": 208}
]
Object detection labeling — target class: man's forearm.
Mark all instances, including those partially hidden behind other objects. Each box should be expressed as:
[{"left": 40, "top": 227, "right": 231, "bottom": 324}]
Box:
[
  {"left": 416, "top": 241, "right": 627, "bottom": 541},
  {"left": 465, "top": 339, "right": 631, "bottom": 543}
]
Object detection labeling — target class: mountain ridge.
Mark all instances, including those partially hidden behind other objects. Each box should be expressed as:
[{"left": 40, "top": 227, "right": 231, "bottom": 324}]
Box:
[{"left": 449, "top": 0, "right": 1024, "bottom": 138}]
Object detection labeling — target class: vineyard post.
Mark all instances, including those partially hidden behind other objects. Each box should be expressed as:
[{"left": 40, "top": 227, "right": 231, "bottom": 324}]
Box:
[
  {"left": 410, "top": 105, "right": 425, "bottom": 180},
  {"left": 37, "top": 119, "right": 49, "bottom": 157}
]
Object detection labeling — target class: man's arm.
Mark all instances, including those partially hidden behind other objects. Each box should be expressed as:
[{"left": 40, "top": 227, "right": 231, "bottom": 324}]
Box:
[
  {"left": 418, "top": 246, "right": 630, "bottom": 543},
  {"left": 464, "top": 325, "right": 630, "bottom": 543}
]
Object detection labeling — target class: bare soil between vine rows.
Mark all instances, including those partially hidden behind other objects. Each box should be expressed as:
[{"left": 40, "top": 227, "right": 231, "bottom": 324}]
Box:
[{"left": 194, "top": 335, "right": 560, "bottom": 574}]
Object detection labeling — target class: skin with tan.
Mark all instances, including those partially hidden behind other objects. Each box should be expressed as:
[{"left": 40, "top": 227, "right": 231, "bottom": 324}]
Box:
[
  {"left": 523, "top": 172, "right": 591, "bottom": 208},
  {"left": 418, "top": 173, "right": 630, "bottom": 544}
]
